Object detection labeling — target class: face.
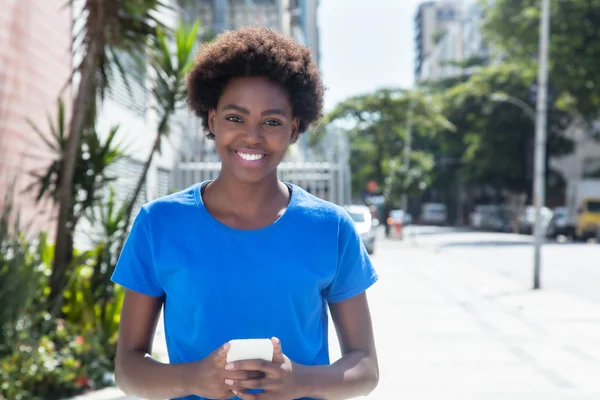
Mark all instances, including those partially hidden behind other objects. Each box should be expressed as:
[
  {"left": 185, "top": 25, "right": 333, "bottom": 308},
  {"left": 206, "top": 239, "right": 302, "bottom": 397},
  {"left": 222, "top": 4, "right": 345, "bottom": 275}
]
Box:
[{"left": 208, "top": 76, "right": 300, "bottom": 184}]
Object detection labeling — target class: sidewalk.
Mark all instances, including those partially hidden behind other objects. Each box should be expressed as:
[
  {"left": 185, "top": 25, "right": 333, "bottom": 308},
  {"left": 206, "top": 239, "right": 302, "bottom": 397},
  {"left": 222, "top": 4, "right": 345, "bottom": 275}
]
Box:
[
  {"left": 70, "top": 242, "right": 600, "bottom": 399},
  {"left": 368, "top": 243, "right": 600, "bottom": 399}
]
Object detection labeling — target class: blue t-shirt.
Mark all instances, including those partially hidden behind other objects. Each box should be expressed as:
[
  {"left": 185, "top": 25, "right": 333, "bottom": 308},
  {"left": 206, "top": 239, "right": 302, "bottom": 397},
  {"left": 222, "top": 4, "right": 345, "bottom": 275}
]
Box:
[{"left": 111, "top": 182, "right": 378, "bottom": 400}]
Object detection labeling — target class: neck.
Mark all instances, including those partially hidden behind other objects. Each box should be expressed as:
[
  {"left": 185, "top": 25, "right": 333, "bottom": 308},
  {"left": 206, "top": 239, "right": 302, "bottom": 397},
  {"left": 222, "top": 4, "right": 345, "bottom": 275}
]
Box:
[{"left": 209, "top": 170, "right": 288, "bottom": 215}]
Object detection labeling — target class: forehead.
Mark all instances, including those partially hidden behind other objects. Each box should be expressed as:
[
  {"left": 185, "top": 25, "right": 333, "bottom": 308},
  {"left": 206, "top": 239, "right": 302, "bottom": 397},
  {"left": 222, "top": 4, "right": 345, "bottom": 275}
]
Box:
[{"left": 218, "top": 76, "right": 292, "bottom": 112}]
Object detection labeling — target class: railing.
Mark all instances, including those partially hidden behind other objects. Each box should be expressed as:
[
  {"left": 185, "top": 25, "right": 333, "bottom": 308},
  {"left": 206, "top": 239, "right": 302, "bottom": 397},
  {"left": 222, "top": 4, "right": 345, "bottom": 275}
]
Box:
[{"left": 172, "top": 160, "right": 351, "bottom": 206}]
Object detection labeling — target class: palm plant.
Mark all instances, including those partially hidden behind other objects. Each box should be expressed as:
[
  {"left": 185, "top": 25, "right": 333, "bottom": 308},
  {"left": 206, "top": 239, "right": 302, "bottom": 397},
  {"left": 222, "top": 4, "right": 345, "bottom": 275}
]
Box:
[
  {"left": 52, "top": 0, "right": 170, "bottom": 306},
  {"left": 120, "top": 20, "right": 200, "bottom": 232}
]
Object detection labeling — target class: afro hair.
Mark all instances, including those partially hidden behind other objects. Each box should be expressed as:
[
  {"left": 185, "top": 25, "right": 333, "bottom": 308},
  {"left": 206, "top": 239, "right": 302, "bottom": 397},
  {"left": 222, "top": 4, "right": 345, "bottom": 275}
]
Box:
[{"left": 186, "top": 26, "right": 324, "bottom": 139}]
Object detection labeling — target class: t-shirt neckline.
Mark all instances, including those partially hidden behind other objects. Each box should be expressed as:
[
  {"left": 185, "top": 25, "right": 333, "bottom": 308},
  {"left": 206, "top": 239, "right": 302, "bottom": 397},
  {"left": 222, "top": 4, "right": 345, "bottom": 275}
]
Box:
[{"left": 193, "top": 180, "right": 298, "bottom": 235}]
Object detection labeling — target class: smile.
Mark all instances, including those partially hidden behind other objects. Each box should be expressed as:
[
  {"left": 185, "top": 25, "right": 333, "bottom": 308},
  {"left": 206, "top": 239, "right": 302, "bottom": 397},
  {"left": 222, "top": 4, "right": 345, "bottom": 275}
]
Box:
[{"left": 235, "top": 151, "right": 266, "bottom": 161}]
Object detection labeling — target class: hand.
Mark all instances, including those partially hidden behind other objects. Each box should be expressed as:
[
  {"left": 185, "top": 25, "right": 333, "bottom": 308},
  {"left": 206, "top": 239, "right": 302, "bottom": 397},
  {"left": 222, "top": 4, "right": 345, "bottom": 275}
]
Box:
[
  {"left": 224, "top": 337, "right": 309, "bottom": 400},
  {"left": 188, "top": 342, "right": 265, "bottom": 399}
]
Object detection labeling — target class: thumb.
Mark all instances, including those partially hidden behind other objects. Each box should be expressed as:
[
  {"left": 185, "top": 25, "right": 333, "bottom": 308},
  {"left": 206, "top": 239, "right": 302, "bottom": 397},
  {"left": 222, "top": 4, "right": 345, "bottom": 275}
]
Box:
[
  {"left": 213, "top": 342, "right": 230, "bottom": 365},
  {"left": 271, "top": 337, "right": 284, "bottom": 363}
]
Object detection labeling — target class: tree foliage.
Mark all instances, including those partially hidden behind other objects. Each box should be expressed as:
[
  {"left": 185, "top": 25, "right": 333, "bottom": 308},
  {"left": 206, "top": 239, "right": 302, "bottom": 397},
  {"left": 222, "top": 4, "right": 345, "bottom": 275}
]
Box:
[
  {"left": 480, "top": 0, "right": 600, "bottom": 122},
  {"left": 439, "top": 62, "right": 573, "bottom": 196},
  {"left": 323, "top": 89, "right": 453, "bottom": 199}
]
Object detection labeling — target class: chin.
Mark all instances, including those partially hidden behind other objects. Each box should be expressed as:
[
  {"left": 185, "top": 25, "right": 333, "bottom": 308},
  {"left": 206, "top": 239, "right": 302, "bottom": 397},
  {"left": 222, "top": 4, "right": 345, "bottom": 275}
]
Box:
[{"left": 228, "top": 167, "right": 277, "bottom": 184}]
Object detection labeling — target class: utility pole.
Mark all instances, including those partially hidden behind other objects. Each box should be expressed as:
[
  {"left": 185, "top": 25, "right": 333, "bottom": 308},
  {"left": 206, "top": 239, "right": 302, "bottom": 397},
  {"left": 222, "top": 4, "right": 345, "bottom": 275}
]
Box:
[
  {"left": 402, "top": 96, "right": 416, "bottom": 213},
  {"left": 533, "top": 0, "right": 551, "bottom": 290}
]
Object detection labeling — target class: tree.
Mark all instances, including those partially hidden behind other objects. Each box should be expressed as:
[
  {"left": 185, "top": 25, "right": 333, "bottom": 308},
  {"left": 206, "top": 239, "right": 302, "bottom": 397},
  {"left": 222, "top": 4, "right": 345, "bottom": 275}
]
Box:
[
  {"left": 120, "top": 21, "right": 200, "bottom": 232},
  {"left": 480, "top": 0, "right": 600, "bottom": 123},
  {"left": 438, "top": 63, "right": 573, "bottom": 201},
  {"left": 26, "top": 100, "right": 124, "bottom": 225},
  {"left": 323, "top": 89, "right": 453, "bottom": 199},
  {"left": 113, "top": 21, "right": 200, "bottom": 264},
  {"left": 383, "top": 151, "right": 436, "bottom": 206},
  {"left": 51, "top": 0, "right": 170, "bottom": 307}
]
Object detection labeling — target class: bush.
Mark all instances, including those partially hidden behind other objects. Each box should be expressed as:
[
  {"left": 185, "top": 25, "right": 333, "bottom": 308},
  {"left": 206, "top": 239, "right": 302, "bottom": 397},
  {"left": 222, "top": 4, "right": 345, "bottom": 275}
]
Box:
[
  {"left": 0, "top": 187, "right": 123, "bottom": 399},
  {"left": 0, "top": 313, "right": 114, "bottom": 400}
]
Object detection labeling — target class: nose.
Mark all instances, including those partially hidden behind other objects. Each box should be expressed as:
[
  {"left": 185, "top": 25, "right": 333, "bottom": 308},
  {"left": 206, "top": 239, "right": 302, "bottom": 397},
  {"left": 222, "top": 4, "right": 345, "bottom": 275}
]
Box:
[{"left": 245, "top": 122, "right": 263, "bottom": 144}]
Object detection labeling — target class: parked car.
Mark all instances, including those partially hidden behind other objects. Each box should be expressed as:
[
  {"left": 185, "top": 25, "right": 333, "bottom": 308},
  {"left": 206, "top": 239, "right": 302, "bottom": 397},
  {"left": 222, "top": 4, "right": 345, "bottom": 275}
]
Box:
[
  {"left": 386, "top": 209, "right": 409, "bottom": 239},
  {"left": 470, "top": 205, "right": 511, "bottom": 232},
  {"left": 420, "top": 203, "right": 447, "bottom": 226},
  {"left": 517, "top": 206, "right": 553, "bottom": 235},
  {"left": 546, "top": 207, "right": 569, "bottom": 238},
  {"left": 345, "top": 205, "right": 376, "bottom": 254}
]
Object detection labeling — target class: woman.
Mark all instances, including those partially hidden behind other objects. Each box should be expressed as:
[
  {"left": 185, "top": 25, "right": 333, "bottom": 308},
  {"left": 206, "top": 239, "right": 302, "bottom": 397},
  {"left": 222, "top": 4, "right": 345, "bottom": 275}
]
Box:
[{"left": 112, "top": 26, "right": 379, "bottom": 400}]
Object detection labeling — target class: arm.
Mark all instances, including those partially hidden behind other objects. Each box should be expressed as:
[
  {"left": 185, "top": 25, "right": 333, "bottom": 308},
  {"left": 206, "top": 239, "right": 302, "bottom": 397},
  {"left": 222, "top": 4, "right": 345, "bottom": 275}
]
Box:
[
  {"left": 302, "top": 292, "right": 379, "bottom": 399},
  {"left": 114, "top": 289, "right": 194, "bottom": 400},
  {"left": 115, "top": 290, "right": 254, "bottom": 399}
]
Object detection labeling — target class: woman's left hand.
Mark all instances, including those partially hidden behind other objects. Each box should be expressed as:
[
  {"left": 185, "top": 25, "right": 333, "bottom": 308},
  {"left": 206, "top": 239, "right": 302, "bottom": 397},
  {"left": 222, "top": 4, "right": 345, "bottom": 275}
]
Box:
[{"left": 224, "top": 337, "right": 310, "bottom": 400}]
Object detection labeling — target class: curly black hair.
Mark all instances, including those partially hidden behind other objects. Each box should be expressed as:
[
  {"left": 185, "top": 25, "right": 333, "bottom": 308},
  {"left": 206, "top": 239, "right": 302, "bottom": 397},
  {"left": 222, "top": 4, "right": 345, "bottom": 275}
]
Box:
[{"left": 186, "top": 26, "right": 324, "bottom": 139}]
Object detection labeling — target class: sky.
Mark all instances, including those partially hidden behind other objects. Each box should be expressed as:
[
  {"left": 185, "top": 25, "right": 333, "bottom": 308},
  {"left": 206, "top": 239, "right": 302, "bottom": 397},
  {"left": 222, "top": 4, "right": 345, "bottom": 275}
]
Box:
[{"left": 318, "top": 0, "right": 423, "bottom": 111}]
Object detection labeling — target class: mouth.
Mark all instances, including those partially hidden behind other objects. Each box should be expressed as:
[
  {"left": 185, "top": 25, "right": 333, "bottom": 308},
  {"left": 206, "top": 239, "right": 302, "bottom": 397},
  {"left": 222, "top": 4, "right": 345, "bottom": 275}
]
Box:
[{"left": 233, "top": 149, "right": 268, "bottom": 166}]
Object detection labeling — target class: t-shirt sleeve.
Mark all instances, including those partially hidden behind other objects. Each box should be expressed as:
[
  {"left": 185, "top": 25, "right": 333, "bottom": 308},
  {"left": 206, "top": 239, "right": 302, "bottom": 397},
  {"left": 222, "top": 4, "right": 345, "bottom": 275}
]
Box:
[
  {"left": 111, "top": 206, "right": 165, "bottom": 297},
  {"left": 323, "top": 210, "right": 379, "bottom": 303}
]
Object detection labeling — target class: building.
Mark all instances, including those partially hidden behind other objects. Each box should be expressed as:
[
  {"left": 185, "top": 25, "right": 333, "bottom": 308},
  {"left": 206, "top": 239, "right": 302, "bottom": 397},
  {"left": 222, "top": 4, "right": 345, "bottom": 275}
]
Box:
[
  {"left": 0, "top": 0, "right": 72, "bottom": 233},
  {"left": 414, "top": 1, "right": 462, "bottom": 82},
  {"left": 416, "top": 1, "right": 488, "bottom": 82},
  {"left": 180, "top": 0, "right": 320, "bottom": 65}
]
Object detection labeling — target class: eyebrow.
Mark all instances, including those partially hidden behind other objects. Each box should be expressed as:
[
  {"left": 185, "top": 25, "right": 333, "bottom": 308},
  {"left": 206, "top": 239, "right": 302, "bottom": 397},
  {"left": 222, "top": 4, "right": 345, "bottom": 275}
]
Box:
[{"left": 221, "top": 104, "right": 288, "bottom": 118}]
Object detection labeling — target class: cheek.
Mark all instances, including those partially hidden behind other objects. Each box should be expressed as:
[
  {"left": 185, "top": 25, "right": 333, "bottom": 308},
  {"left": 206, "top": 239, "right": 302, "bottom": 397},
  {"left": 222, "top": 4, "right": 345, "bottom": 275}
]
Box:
[{"left": 268, "top": 131, "right": 294, "bottom": 149}]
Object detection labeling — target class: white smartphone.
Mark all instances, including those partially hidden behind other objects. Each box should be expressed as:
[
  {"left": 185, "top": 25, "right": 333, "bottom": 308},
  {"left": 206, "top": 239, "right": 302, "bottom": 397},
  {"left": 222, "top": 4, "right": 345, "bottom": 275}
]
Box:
[{"left": 226, "top": 338, "right": 274, "bottom": 363}]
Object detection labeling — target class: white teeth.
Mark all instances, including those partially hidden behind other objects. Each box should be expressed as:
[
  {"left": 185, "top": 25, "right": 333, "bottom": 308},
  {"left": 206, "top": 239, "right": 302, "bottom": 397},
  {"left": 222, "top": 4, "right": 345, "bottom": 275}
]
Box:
[{"left": 236, "top": 152, "right": 265, "bottom": 161}]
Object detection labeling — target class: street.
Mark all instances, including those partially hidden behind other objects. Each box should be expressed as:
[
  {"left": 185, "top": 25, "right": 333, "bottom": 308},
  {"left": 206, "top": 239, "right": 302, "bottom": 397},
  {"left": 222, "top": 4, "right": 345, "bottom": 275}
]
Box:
[
  {"left": 401, "top": 227, "right": 600, "bottom": 304},
  {"left": 362, "top": 227, "right": 600, "bottom": 399},
  {"left": 76, "top": 228, "right": 600, "bottom": 400}
]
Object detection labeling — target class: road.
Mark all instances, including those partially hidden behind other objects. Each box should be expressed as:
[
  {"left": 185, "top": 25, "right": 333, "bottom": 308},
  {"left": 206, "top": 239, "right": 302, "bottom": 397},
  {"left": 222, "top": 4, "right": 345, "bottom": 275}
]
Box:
[
  {"left": 401, "top": 226, "right": 600, "bottom": 304},
  {"left": 75, "top": 227, "right": 600, "bottom": 400},
  {"left": 362, "top": 227, "right": 600, "bottom": 399}
]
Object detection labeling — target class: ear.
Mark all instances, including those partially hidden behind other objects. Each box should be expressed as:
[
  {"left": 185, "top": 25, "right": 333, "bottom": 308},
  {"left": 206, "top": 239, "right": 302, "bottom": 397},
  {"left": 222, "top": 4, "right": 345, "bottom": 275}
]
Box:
[
  {"left": 208, "top": 109, "right": 217, "bottom": 133},
  {"left": 290, "top": 118, "right": 300, "bottom": 143}
]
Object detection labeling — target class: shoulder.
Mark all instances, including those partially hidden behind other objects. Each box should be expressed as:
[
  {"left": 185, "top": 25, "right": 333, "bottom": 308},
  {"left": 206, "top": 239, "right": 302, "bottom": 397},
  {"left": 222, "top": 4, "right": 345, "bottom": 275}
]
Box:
[
  {"left": 139, "top": 183, "right": 202, "bottom": 227},
  {"left": 290, "top": 184, "right": 352, "bottom": 229}
]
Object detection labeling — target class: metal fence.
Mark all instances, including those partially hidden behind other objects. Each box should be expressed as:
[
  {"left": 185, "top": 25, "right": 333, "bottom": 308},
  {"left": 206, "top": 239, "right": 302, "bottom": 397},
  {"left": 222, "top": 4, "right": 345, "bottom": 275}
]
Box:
[{"left": 172, "top": 160, "right": 351, "bottom": 206}]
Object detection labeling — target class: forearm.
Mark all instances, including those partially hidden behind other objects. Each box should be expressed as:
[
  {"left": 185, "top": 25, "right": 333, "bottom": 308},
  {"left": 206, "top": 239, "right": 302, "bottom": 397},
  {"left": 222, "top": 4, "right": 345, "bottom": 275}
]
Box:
[
  {"left": 115, "top": 351, "right": 193, "bottom": 400},
  {"left": 301, "top": 350, "right": 379, "bottom": 400}
]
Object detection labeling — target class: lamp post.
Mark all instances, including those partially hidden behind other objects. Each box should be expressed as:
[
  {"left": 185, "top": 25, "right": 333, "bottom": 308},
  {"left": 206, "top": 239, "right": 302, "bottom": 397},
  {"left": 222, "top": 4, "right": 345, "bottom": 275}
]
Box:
[
  {"left": 489, "top": 0, "right": 550, "bottom": 291},
  {"left": 532, "top": 0, "right": 551, "bottom": 290},
  {"left": 490, "top": 93, "right": 536, "bottom": 124}
]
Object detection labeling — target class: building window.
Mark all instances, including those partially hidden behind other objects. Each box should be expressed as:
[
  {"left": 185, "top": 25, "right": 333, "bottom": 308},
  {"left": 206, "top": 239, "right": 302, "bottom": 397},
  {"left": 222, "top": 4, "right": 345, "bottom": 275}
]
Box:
[{"left": 436, "top": 8, "right": 455, "bottom": 21}]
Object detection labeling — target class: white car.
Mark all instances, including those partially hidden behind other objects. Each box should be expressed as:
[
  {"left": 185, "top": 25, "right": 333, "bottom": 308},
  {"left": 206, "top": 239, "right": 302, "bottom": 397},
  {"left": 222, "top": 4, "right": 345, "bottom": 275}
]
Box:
[
  {"left": 421, "top": 203, "right": 448, "bottom": 225},
  {"left": 345, "top": 205, "right": 375, "bottom": 254}
]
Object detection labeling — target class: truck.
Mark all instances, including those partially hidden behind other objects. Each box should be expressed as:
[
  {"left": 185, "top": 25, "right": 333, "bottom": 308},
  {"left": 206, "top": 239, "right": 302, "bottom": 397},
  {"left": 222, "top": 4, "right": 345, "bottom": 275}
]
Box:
[{"left": 565, "top": 179, "right": 600, "bottom": 240}]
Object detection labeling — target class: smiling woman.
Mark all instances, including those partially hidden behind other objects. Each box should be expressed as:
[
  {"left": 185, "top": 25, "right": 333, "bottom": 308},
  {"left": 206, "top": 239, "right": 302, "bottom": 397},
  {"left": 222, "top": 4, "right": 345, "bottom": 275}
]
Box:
[{"left": 111, "top": 26, "right": 379, "bottom": 400}]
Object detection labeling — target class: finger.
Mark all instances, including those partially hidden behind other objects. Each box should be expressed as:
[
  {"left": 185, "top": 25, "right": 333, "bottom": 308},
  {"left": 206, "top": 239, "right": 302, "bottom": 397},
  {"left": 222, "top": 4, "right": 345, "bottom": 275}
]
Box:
[
  {"left": 271, "top": 337, "right": 283, "bottom": 363},
  {"left": 214, "top": 342, "right": 230, "bottom": 365},
  {"left": 225, "top": 370, "right": 266, "bottom": 380},
  {"left": 233, "top": 391, "right": 257, "bottom": 400},
  {"left": 225, "top": 377, "right": 279, "bottom": 391},
  {"left": 226, "top": 360, "right": 281, "bottom": 376}
]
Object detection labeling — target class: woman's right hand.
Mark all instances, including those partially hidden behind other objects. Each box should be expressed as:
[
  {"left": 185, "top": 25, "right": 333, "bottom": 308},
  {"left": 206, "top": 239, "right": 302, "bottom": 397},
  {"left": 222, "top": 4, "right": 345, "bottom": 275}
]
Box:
[{"left": 189, "top": 342, "right": 264, "bottom": 399}]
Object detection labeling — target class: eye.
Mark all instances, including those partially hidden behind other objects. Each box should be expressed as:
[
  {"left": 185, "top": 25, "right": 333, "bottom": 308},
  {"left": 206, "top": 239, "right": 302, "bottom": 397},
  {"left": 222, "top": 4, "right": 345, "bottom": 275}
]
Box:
[
  {"left": 264, "top": 119, "right": 283, "bottom": 127},
  {"left": 225, "top": 115, "right": 243, "bottom": 123}
]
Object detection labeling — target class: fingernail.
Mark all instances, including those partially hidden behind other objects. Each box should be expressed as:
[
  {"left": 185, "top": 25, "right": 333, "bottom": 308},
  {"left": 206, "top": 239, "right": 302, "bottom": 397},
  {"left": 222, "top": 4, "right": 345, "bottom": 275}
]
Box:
[
  {"left": 233, "top": 390, "right": 239, "bottom": 396},
  {"left": 225, "top": 363, "right": 234, "bottom": 370},
  {"left": 272, "top": 337, "right": 280, "bottom": 344},
  {"left": 225, "top": 379, "right": 234, "bottom": 385}
]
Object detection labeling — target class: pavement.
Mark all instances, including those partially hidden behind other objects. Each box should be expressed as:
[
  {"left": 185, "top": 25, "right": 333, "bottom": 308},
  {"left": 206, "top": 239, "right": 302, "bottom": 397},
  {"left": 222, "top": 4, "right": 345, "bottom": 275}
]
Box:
[{"left": 69, "top": 228, "right": 600, "bottom": 400}]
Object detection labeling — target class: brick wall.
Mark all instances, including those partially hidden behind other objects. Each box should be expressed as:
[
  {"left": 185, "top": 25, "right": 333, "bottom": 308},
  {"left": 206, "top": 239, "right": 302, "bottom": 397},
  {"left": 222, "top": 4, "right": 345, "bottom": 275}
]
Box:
[{"left": 0, "top": 0, "right": 72, "bottom": 234}]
